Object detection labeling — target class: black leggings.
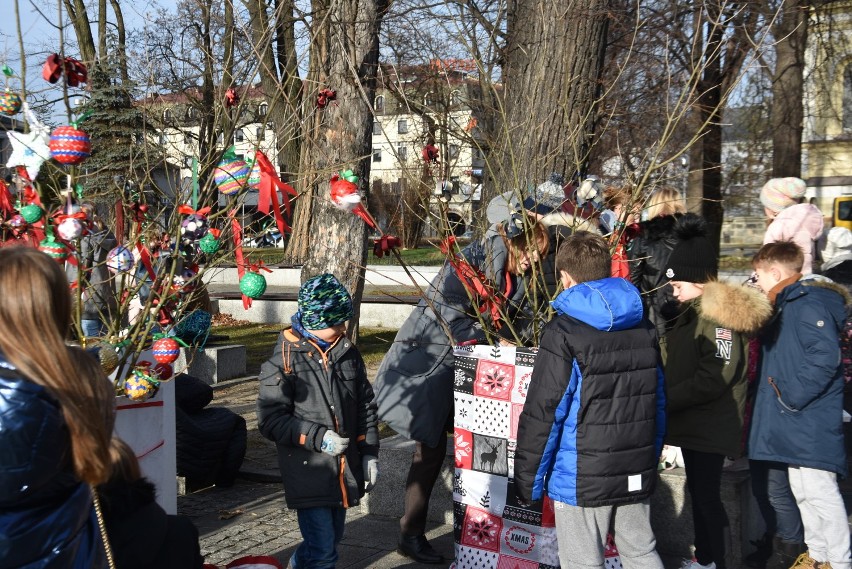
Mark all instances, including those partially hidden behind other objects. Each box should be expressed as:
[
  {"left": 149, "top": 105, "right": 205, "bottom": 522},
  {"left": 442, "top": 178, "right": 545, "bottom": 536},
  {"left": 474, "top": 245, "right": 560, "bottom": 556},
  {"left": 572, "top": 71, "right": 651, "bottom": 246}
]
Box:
[{"left": 682, "top": 448, "right": 729, "bottom": 568}]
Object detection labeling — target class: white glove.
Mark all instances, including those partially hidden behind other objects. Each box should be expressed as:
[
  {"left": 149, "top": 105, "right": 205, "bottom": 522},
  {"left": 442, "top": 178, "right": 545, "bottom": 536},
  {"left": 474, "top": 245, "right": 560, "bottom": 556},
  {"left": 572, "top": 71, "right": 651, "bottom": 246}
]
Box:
[
  {"left": 320, "top": 430, "right": 349, "bottom": 456},
  {"left": 363, "top": 455, "right": 379, "bottom": 493}
]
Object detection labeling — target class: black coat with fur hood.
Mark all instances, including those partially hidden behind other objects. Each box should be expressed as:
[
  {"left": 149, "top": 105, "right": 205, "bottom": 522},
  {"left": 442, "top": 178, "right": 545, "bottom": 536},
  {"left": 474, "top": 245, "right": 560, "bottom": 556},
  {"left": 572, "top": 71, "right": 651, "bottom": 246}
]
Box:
[
  {"left": 97, "top": 478, "right": 203, "bottom": 569},
  {"left": 629, "top": 214, "right": 683, "bottom": 337},
  {"left": 661, "top": 281, "right": 772, "bottom": 457}
]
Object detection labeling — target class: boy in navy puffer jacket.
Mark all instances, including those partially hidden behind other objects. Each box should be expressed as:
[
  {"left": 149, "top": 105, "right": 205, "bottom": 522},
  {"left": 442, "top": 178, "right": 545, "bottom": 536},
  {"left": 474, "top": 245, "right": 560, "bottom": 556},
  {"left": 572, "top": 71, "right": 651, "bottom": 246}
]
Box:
[
  {"left": 749, "top": 242, "right": 851, "bottom": 569},
  {"left": 514, "top": 231, "right": 666, "bottom": 568}
]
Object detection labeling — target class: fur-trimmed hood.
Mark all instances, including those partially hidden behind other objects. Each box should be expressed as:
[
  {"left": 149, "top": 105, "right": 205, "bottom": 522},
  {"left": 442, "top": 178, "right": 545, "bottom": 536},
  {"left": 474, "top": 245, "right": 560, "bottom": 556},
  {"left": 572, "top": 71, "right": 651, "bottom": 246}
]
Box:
[
  {"left": 638, "top": 213, "right": 681, "bottom": 242},
  {"left": 541, "top": 212, "right": 601, "bottom": 234},
  {"left": 802, "top": 276, "right": 852, "bottom": 306},
  {"left": 698, "top": 280, "right": 772, "bottom": 335}
]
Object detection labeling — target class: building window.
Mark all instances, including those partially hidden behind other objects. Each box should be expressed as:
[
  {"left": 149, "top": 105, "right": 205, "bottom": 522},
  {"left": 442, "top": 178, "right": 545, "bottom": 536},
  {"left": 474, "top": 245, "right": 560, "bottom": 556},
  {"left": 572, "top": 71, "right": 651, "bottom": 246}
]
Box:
[
  {"left": 163, "top": 108, "right": 172, "bottom": 121},
  {"left": 397, "top": 119, "right": 408, "bottom": 134},
  {"left": 397, "top": 144, "right": 408, "bottom": 161},
  {"left": 185, "top": 106, "right": 197, "bottom": 120},
  {"left": 259, "top": 103, "right": 268, "bottom": 117},
  {"left": 375, "top": 95, "right": 384, "bottom": 113},
  {"left": 844, "top": 66, "right": 852, "bottom": 131},
  {"left": 373, "top": 121, "right": 381, "bottom": 135},
  {"left": 184, "top": 156, "right": 193, "bottom": 169},
  {"left": 450, "top": 90, "right": 461, "bottom": 107},
  {"left": 449, "top": 144, "right": 460, "bottom": 159},
  {"left": 235, "top": 129, "right": 245, "bottom": 143},
  {"left": 373, "top": 148, "right": 382, "bottom": 162},
  {"left": 184, "top": 133, "right": 192, "bottom": 145},
  {"left": 158, "top": 131, "right": 167, "bottom": 145},
  {"left": 257, "top": 127, "right": 264, "bottom": 140},
  {"left": 216, "top": 131, "right": 224, "bottom": 145}
]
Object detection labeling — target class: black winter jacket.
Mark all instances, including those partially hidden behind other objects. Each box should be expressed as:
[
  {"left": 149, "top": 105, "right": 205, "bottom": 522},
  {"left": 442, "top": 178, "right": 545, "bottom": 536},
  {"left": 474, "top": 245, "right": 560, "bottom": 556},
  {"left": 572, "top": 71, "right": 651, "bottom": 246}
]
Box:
[
  {"left": 628, "top": 214, "right": 683, "bottom": 337},
  {"left": 257, "top": 330, "right": 379, "bottom": 509},
  {"left": 97, "top": 478, "right": 203, "bottom": 569},
  {"left": 514, "top": 278, "right": 666, "bottom": 507}
]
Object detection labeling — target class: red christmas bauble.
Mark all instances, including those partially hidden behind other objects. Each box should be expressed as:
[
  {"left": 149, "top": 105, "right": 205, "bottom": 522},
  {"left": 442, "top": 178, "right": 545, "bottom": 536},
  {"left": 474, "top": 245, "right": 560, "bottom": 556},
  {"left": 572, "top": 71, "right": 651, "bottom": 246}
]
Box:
[
  {"left": 151, "top": 337, "right": 180, "bottom": 364},
  {"left": 49, "top": 125, "right": 91, "bottom": 165}
]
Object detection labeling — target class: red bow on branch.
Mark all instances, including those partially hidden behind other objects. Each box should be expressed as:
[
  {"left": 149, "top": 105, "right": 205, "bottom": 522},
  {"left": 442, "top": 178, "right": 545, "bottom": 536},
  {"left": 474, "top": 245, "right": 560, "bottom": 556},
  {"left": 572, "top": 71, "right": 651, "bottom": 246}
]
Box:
[
  {"left": 317, "top": 88, "right": 337, "bottom": 109},
  {"left": 225, "top": 88, "right": 239, "bottom": 108},
  {"left": 0, "top": 181, "right": 13, "bottom": 216},
  {"left": 244, "top": 259, "right": 273, "bottom": 274},
  {"left": 42, "top": 54, "right": 87, "bottom": 87},
  {"left": 177, "top": 205, "right": 212, "bottom": 217},
  {"left": 230, "top": 212, "right": 252, "bottom": 310},
  {"left": 255, "top": 151, "right": 296, "bottom": 238},
  {"left": 422, "top": 144, "right": 439, "bottom": 164},
  {"left": 439, "top": 236, "right": 505, "bottom": 330},
  {"left": 52, "top": 210, "right": 87, "bottom": 226},
  {"left": 129, "top": 202, "right": 150, "bottom": 223},
  {"left": 373, "top": 235, "right": 401, "bottom": 258},
  {"left": 16, "top": 168, "right": 42, "bottom": 207}
]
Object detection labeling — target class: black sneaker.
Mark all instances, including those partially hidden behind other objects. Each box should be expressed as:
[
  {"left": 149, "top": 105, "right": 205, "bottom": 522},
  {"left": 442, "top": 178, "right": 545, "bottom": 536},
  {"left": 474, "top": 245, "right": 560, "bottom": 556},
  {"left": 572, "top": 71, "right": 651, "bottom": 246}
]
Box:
[
  {"left": 398, "top": 533, "right": 444, "bottom": 564},
  {"left": 744, "top": 533, "right": 773, "bottom": 568}
]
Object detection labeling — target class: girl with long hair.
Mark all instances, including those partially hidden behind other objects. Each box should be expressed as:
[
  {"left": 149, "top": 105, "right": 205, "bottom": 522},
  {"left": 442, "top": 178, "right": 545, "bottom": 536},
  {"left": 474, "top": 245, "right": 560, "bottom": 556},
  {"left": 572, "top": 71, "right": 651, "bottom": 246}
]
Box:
[{"left": 0, "top": 246, "right": 115, "bottom": 568}]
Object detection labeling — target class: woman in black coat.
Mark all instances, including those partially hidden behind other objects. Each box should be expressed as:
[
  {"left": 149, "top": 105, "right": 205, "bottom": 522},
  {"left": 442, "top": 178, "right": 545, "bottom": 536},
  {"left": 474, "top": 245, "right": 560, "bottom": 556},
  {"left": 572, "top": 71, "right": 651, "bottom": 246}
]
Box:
[
  {"left": 628, "top": 187, "right": 686, "bottom": 337},
  {"left": 98, "top": 438, "right": 204, "bottom": 569}
]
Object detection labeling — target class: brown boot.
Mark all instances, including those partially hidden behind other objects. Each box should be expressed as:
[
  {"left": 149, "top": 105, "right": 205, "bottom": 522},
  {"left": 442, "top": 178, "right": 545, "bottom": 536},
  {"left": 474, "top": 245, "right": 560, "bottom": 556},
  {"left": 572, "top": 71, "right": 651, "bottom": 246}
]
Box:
[{"left": 787, "top": 551, "right": 817, "bottom": 568}]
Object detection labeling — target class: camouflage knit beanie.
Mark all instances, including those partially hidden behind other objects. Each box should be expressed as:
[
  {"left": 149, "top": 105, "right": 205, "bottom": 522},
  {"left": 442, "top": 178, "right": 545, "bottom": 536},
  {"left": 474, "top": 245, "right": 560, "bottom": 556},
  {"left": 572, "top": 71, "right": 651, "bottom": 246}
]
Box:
[{"left": 298, "top": 273, "right": 353, "bottom": 329}]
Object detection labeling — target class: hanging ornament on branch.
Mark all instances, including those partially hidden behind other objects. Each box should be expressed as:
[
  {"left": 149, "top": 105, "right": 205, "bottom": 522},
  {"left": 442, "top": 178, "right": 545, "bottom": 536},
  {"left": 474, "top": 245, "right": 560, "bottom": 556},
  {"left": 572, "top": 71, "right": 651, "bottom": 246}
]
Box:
[
  {"left": 0, "top": 65, "right": 21, "bottom": 116},
  {"left": 214, "top": 146, "right": 250, "bottom": 195},
  {"left": 329, "top": 169, "right": 377, "bottom": 229},
  {"left": 50, "top": 110, "right": 93, "bottom": 166},
  {"left": 6, "top": 104, "right": 51, "bottom": 180}
]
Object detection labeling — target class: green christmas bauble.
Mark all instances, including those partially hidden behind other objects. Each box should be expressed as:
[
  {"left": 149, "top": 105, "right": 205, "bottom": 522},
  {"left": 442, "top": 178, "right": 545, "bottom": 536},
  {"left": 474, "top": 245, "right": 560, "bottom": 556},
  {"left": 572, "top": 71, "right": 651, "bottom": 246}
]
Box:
[
  {"left": 240, "top": 272, "right": 267, "bottom": 299},
  {"left": 20, "top": 204, "right": 43, "bottom": 224},
  {"left": 199, "top": 232, "right": 221, "bottom": 254}
]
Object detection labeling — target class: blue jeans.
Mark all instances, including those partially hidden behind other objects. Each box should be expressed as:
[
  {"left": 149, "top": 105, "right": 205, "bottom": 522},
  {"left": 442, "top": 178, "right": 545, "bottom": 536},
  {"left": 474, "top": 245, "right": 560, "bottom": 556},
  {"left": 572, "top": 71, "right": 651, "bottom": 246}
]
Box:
[
  {"left": 749, "top": 460, "right": 804, "bottom": 542},
  {"left": 291, "top": 507, "right": 346, "bottom": 569},
  {"left": 80, "top": 319, "right": 105, "bottom": 337}
]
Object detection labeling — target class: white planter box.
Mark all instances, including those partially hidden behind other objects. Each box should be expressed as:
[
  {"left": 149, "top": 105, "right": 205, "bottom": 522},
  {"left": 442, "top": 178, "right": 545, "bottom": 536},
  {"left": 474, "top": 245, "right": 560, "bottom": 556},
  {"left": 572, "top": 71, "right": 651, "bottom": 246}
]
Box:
[{"left": 112, "top": 356, "right": 178, "bottom": 515}]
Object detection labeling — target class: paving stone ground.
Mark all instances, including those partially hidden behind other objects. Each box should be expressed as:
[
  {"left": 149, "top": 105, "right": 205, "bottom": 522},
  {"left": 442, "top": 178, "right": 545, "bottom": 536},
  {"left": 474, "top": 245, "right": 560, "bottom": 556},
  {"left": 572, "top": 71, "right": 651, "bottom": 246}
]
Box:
[{"left": 178, "top": 376, "right": 458, "bottom": 568}]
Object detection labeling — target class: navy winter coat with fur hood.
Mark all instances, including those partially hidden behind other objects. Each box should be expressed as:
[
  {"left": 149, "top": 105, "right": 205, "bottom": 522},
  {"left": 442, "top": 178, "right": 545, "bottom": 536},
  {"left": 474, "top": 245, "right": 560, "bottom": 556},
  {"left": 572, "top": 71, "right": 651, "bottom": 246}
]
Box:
[{"left": 747, "top": 279, "right": 849, "bottom": 476}]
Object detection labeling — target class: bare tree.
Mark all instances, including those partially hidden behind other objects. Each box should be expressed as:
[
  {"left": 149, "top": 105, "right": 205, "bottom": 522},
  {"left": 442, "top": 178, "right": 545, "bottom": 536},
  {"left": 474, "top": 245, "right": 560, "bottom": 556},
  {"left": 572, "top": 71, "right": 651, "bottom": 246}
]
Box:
[{"left": 296, "top": 0, "right": 388, "bottom": 332}]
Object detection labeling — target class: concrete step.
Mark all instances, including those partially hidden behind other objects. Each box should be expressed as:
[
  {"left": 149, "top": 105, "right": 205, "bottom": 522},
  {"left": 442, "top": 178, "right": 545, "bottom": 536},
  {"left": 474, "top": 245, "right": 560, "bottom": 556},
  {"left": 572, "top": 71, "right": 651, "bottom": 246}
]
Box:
[{"left": 175, "top": 345, "right": 247, "bottom": 384}]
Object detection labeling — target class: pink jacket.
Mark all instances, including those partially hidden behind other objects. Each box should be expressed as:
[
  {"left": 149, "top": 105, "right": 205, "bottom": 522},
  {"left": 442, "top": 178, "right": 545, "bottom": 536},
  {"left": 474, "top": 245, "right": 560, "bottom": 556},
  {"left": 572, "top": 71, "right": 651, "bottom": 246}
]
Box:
[{"left": 763, "top": 203, "right": 825, "bottom": 274}]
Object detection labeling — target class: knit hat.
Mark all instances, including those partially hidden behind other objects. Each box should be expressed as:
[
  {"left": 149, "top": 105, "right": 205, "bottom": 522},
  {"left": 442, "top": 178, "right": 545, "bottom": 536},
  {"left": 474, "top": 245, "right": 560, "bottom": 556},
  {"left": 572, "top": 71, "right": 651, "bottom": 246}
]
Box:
[
  {"left": 665, "top": 214, "right": 718, "bottom": 283},
  {"left": 297, "top": 273, "right": 353, "bottom": 329},
  {"left": 822, "top": 226, "right": 852, "bottom": 271},
  {"left": 759, "top": 177, "right": 807, "bottom": 213},
  {"left": 522, "top": 173, "right": 566, "bottom": 216}
]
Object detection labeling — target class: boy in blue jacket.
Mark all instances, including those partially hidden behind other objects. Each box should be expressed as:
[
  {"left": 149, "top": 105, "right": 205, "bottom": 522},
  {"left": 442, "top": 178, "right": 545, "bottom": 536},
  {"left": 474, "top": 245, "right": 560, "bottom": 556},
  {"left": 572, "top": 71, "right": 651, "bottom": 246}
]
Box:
[
  {"left": 749, "top": 241, "right": 851, "bottom": 569},
  {"left": 514, "top": 231, "right": 666, "bottom": 568}
]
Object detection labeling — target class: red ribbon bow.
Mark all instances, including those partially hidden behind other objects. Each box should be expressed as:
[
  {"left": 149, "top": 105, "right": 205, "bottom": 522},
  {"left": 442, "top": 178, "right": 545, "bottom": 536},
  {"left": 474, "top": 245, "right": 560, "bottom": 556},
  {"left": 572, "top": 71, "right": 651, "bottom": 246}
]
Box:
[
  {"left": 52, "top": 210, "right": 87, "bottom": 225},
  {"left": 129, "top": 202, "right": 150, "bottom": 223},
  {"left": 0, "top": 181, "right": 13, "bottom": 216},
  {"left": 422, "top": 144, "right": 439, "bottom": 164},
  {"left": 245, "top": 260, "right": 273, "bottom": 274},
  {"left": 177, "top": 205, "right": 212, "bottom": 217},
  {"left": 438, "top": 236, "right": 505, "bottom": 330},
  {"left": 225, "top": 88, "right": 239, "bottom": 108},
  {"left": 373, "top": 235, "right": 401, "bottom": 258},
  {"left": 317, "top": 88, "right": 337, "bottom": 109},
  {"left": 42, "top": 54, "right": 87, "bottom": 87},
  {"left": 255, "top": 151, "right": 296, "bottom": 238},
  {"left": 230, "top": 212, "right": 252, "bottom": 310}
]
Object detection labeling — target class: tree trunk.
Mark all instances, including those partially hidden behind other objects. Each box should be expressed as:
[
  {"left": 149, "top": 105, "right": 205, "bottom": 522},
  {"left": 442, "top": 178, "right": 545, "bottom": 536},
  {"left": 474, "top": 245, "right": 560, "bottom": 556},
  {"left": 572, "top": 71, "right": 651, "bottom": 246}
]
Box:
[
  {"left": 771, "top": 0, "right": 808, "bottom": 178},
  {"left": 275, "top": 0, "right": 303, "bottom": 178},
  {"left": 299, "top": 0, "right": 387, "bottom": 334},
  {"left": 65, "top": 0, "right": 96, "bottom": 66},
  {"left": 489, "top": 0, "right": 610, "bottom": 198}
]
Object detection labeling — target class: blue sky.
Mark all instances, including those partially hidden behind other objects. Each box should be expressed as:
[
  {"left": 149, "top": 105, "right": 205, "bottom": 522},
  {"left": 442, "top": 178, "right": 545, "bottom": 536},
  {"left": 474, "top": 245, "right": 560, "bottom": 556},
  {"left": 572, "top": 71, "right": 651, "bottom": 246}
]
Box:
[{"left": 0, "top": 0, "right": 176, "bottom": 122}]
